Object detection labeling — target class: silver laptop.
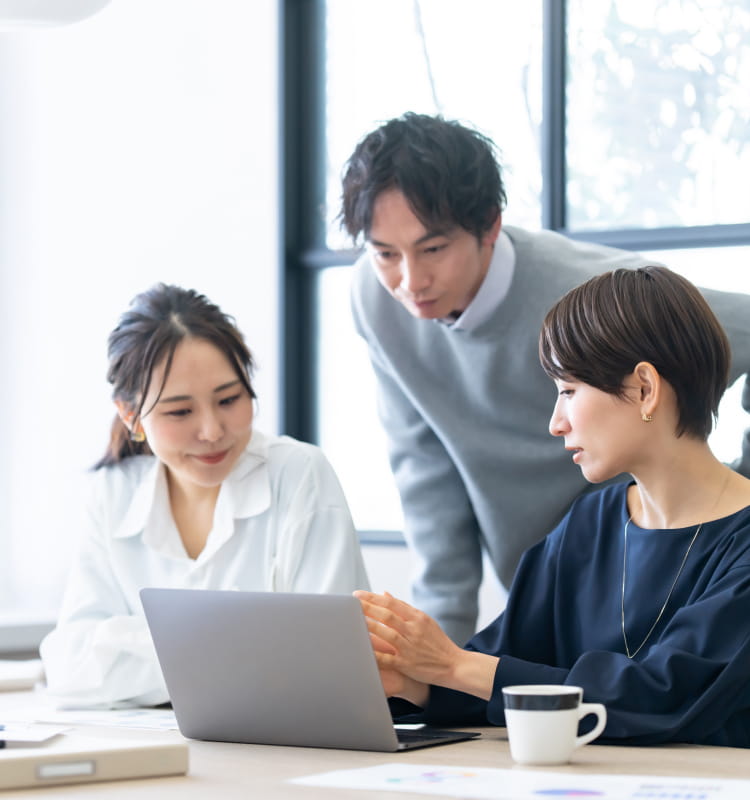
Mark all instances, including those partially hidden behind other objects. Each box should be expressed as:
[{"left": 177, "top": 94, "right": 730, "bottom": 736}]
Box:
[{"left": 140, "top": 588, "right": 480, "bottom": 752}]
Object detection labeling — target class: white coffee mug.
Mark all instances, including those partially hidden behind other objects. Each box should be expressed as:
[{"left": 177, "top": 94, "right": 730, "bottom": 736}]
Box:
[{"left": 502, "top": 684, "right": 607, "bottom": 765}]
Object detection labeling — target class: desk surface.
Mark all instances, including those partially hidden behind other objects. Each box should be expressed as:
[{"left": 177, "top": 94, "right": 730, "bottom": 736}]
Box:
[{"left": 1, "top": 690, "right": 747, "bottom": 798}]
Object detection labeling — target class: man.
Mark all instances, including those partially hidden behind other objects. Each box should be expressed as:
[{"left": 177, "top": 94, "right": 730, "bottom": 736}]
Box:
[{"left": 340, "top": 112, "right": 750, "bottom": 645}]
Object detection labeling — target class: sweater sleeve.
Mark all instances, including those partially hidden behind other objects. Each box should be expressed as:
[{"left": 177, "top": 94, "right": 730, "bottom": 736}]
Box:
[
  {"left": 423, "top": 496, "right": 750, "bottom": 748},
  {"left": 421, "top": 530, "right": 563, "bottom": 726},
  {"left": 488, "top": 565, "right": 750, "bottom": 747},
  {"left": 701, "top": 286, "right": 750, "bottom": 478},
  {"left": 351, "top": 271, "right": 483, "bottom": 645}
]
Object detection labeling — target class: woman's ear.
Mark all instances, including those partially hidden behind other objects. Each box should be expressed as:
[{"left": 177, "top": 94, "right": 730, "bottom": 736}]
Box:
[
  {"left": 632, "top": 361, "right": 661, "bottom": 419},
  {"left": 115, "top": 400, "right": 144, "bottom": 436},
  {"left": 114, "top": 399, "right": 133, "bottom": 427}
]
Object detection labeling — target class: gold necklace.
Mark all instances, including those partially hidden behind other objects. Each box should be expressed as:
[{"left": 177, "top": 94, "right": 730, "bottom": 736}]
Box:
[
  {"left": 620, "top": 517, "right": 702, "bottom": 659},
  {"left": 621, "top": 468, "right": 732, "bottom": 659}
]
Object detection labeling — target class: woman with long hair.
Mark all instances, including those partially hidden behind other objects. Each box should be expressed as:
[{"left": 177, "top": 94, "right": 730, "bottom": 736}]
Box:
[{"left": 42, "top": 284, "right": 368, "bottom": 707}]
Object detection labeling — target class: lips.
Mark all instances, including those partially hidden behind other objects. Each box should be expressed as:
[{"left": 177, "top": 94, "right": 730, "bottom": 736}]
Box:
[
  {"left": 193, "top": 449, "right": 229, "bottom": 465},
  {"left": 412, "top": 298, "right": 440, "bottom": 316},
  {"left": 566, "top": 447, "right": 583, "bottom": 464},
  {"left": 394, "top": 287, "right": 441, "bottom": 316}
]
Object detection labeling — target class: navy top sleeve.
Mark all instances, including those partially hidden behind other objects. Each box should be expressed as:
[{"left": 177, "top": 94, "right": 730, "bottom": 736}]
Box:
[{"left": 419, "top": 483, "right": 750, "bottom": 747}]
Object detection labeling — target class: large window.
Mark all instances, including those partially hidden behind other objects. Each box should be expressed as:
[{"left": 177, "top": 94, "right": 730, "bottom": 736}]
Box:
[
  {"left": 317, "top": 0, "right": 543, "bottom": 532},
  {"left": 323, "top": 0, "right": 544, "bottom": 247},
  {"left": 567, "top": 0, "right": 750, "bottom": 231},
  {"left": 286, "top": 0, "right": 750, "bottom": 535}
]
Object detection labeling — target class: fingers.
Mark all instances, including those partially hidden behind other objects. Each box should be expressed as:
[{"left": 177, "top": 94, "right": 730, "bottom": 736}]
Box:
[
  {"left": 372, "top": 650, "right": 397, "bottom": 670},
  {"left": 364, "top": 613, "right": 403, "bottom": 658},
  {"left": 368, "top": 629, "right": 397, "bottom": 656},
  {"left": 354, "top": 590, "right": 417, "bottom": 620},
  {"left": 356, "top": 595, "right": 419, "bottom": 639},
  {"left": 360, "top": 600, "right": 401, "bottom": 629}
]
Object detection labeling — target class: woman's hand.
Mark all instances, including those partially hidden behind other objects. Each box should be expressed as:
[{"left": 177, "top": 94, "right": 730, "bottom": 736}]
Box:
[
  {"left": 355, "top": 591, "right": 461, "bottom": 685},
  {"left": 361, "top": 604, "right": 428, "bottom": 704},
  {"left": 354, "top": 590, "right": 500, "bottom": 702}
]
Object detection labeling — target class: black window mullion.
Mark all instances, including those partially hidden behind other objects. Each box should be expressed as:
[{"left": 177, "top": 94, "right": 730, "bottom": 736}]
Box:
[
  {"left": 280, "top": 0, "right": 327, "bottom": 443},
  {"left": 541, "top": 0, "right": 567, "bottom": 231},
  {"left": 565, "top": 222, "right": 750, "bottom": 252}
]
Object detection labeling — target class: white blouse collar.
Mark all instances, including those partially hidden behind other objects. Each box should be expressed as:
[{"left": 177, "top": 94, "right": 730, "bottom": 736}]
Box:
[{"left": 113, "top": 429, "right": 273, "bottom": 551}]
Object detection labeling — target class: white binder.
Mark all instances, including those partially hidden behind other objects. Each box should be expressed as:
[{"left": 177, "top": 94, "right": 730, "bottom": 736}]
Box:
[{"left": 0, "top": 731, "right": 188, "bottom": 790}]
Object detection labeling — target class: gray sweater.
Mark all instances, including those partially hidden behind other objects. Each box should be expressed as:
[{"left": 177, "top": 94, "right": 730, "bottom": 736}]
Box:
[{"left": 351, "top": 225, "right": 750, "bottom": 644}]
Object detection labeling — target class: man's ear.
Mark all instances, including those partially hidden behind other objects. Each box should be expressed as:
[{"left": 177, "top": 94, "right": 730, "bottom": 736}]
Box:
[
  {"left": 481, "top": 211, "right": 502, "bottom": 248},
  {"left": 632, "top": 361, "right": 661, "bottom": 418}
]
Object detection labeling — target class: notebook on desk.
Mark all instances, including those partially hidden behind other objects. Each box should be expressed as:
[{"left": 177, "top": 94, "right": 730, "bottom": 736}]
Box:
[
  {"left": 0, "top": 731, "right": 188, "bottom": 790},
  {"left": 140, "top": 588, "right": 480, "bottom": 752}
]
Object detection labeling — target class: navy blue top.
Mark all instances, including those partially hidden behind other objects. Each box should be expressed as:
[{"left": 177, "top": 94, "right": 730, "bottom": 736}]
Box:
[{"left": 419, "top": 483, "right": 750, "bottom": 747}]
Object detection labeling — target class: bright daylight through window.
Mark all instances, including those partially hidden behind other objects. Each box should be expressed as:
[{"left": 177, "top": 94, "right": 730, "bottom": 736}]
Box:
[{"left": 317, "top": 0, "right": 750, "bottom": 534}]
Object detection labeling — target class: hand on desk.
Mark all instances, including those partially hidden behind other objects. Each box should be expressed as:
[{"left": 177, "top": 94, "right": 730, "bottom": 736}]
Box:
[{"left": 354, "top": 591, "right": 499, "bottom": 707}]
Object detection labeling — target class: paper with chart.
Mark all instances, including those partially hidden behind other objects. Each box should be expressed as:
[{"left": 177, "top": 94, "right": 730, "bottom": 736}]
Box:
[{"left": 291, "top": 763, "right": 750, "bottom": 799}]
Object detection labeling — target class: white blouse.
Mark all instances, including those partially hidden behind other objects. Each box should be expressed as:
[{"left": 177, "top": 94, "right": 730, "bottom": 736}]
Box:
[{"left": 40, "top": 430, "right": 370, "bottom": 708}]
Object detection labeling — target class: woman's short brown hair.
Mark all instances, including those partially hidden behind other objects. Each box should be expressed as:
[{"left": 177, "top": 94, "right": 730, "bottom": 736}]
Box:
[{"left": 539, "top": 265, "right": 730, "bottom": 440}]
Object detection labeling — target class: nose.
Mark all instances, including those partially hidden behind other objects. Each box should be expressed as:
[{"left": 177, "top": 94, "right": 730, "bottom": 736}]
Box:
[
  {"left": 548, "top": 398, "right": 570, "bottom": 438},
  {"left": 196, "top": 408, "right": 224, "bottom": 443},
  {"left": 398, "top": 256, "right": 431, "bottom": 296}
]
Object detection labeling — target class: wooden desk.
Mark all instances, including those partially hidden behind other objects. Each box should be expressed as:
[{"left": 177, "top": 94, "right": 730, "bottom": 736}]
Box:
[{"left": 1, "top": 690, "right": 747, "bottom": 798}]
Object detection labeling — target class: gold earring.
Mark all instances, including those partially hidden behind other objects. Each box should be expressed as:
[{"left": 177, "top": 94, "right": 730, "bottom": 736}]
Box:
[
  {"left": 130, "top": 430, "right": 146, "bottom": 443},
  {"left": 641, "top": 413, "right": 653, "bottom": 423}
]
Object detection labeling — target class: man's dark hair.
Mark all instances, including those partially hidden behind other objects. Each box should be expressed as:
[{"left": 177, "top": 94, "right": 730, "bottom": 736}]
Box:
[
  {"left": 339, "top": 112, "right": 506, "bottom": 243},
  {"left": 539, "top": 266, "right": 730, "bottom": 440}
]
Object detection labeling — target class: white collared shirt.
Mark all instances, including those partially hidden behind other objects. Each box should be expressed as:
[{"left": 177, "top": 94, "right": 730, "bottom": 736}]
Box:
[
  {"left": 443, "top": 230, "right": 515, "bottom": 331},
  {"left": 40, "top": 430, "right": 369, "bottom": 708}
]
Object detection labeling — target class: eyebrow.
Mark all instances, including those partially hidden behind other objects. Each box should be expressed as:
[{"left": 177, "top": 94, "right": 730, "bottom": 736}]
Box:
[
  {"left": 368, "top": 229, "right": 451, "bottom": 248},
  {"left": 157, "top": 379, "right": 242, "bottom": 404}
]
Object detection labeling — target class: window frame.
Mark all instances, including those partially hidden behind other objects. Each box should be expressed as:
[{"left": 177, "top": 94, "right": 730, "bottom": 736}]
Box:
[{"left": 279, "top": 0, "right": 750, "bottom": 504}]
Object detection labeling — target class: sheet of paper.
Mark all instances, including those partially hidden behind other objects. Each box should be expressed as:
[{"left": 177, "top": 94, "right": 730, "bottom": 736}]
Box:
[
  {"left": 291, "top": 763, "right": 750, "bottom": 800},
  {"left": 34, "top": 707, "right": 179, "bottom": 731},
  {"left": 0, "top": 723, "right": 69, "bottom": 745}
]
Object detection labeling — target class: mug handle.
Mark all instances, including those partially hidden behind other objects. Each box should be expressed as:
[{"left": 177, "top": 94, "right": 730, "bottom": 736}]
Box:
[{"left": 574, "top": 702, "right": 607, "bottom": 749}]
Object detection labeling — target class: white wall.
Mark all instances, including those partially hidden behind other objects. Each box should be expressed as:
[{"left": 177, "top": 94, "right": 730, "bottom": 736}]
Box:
[{"left": 0, "top": 0, "right": 280, "bottom": 621}]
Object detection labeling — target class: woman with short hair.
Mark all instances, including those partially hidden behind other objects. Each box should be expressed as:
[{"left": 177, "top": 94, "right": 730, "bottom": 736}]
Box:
[{"left": 357, "top": 265, "right": 750, "bottom": 747}]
